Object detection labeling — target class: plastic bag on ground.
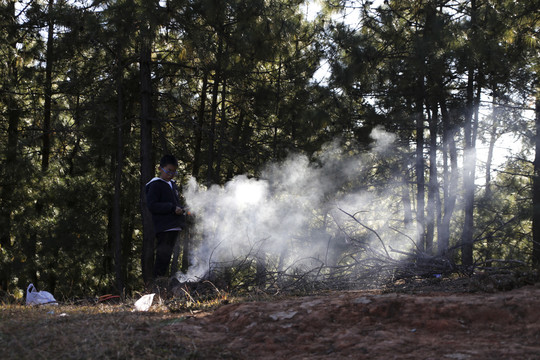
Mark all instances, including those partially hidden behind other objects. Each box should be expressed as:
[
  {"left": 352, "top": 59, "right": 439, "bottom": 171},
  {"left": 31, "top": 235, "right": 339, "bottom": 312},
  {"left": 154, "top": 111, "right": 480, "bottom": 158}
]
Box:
[
  {"left": 26, "top": 284, "right": 58, "bottom": 306},
  {"left": 134, "top": 293, "right": 155, "bottom": 311}
]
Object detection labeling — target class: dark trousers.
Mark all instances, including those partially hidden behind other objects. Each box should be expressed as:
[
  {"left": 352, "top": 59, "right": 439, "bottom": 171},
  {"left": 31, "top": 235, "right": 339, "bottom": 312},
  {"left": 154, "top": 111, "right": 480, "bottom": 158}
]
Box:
[{"left": 153, "top": 231, "right": 179, "bottom": 278}]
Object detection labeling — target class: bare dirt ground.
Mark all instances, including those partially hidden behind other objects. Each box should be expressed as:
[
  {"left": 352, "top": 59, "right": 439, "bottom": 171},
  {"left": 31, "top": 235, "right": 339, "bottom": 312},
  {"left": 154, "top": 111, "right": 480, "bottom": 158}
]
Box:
[
  {"left": 2, "top": 277, "right": 540, "bottom": 359},
  {"left": 171, "top": 283, "right": 540, "bottom": 359}
]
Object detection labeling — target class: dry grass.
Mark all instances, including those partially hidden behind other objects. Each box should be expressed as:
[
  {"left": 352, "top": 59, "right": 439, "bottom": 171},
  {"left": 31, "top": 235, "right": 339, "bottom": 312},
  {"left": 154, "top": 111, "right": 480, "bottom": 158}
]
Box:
[
  {"left": 0, "top": 299, "right": 225, "bottom": 359},
  {"left": 0, "top": 277, "right": 300, "bottom": 359},
  {"left": 3, "top": 272, "right": 536, "bottom": 359}
]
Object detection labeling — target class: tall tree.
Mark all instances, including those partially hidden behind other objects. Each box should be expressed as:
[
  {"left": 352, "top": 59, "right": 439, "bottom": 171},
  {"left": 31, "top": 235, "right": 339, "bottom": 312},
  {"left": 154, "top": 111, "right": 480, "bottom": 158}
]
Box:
[
  {"left": 41, "top": 0, "right": 55, "bottom": 172},
  {"left": 534, "top": 96, "right": 540, "bottom": 267},
  {"left": 0, "top": 0, "right": 21, "bottom": 290},
  {"left": 110, "top": 1, "right": 133, "bottom": 295},
  {"left": 139, "top": 7, "right": 157, "bottom": 286},
  {"left": 438, "top": 98, "right": 458, "bottom": 256}
]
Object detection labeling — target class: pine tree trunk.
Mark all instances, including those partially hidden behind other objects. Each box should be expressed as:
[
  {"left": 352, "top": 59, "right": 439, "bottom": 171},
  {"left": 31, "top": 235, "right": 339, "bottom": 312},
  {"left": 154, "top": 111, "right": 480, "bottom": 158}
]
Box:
[
  {"left": 461, "top": 0, "right": 477, "bottom": 267},
  {"left": 438, "top": 99, "right": 458, "bottom": 256},
  {"left": 0, "top": 91, "right": 19, "bottom": 291},
  {"left": 226, "top": 108, "right": 245, "bottom": 180},
  {"left": 484, "top": 98, "right": 499, "bottom": 267},
  {"left": 415, "top": 82, "right": 426, "bottom": 252},
  {"left": 192, "top": 72, "right": 208, "bottom": 178},
  {"left": 206, "top": 37, "right": 223, "bottom": 185},
  {"left": 113, "top": 54, "right": 125, "bottom": 295},
  {"left": 273, "top": 56, "right": 282, "bottom": 159},
  {"left": 180, "top": 225, "right": 190, "bottom": 273},
  {"left": 0, "top": 1, "right": 20, "bottom": 289},
  {"left": 41, "top": 0, "right": 55, "bottom": 172},
  {"left": 140, "top": 35, "right": 155, "bottom": 286},
  {"left": 401, "top": 168, "right": 413, "bottom": 225},
  {"left": 68, "top": 93, "right": 81, "bottom": 175},
  {"left": 215, "top": 77, "right": 227, "bottom": 182},
  {"left": 461, "top": 71, "right": 475, "bottom": 267},
  {"left": 426, "top": 104, "right": 438, "bottom": 255},
  {"left": 532, "top": 95, "right": 540, "bottom": 268}
]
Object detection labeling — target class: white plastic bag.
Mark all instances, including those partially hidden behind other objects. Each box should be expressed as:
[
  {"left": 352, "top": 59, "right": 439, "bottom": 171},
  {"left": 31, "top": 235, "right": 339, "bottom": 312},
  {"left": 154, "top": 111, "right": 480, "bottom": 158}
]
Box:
[
  {"left": 26, "top": 283, "right": 58, "bottom": 306},
  {"left": 134, "top": 293, "right": 155, "bottom": 311}
]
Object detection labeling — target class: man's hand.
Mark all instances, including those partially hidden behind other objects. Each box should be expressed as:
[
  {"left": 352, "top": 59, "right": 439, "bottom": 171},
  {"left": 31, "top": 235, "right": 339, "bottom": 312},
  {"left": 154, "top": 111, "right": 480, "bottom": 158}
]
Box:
[{"left": 175, "top": 206, "right": 184, "bottom": 215}]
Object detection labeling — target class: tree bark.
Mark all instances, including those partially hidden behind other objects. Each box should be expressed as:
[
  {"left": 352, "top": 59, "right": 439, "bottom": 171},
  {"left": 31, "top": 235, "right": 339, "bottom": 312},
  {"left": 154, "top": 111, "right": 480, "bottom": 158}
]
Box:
[
  {"left": 0, "top": 0, "right": 20, "bottom": 289},
  {"left": 140, "top": 34, "right": 155, "bottom": 286},
  {"left": 426, "top": 103, "right": 438, "bottom": 255},
  {"left": 113, "top": 52, "right": 125, "bottom": 295},
  {"left": 192, "top": 71, "right": 208, "bottom": 178},
  {"left": 532, "top": 95, "right": 540, "bottom": 268},
  {"left": 0, "top": 88, "right": 20, "bottom": 291},
  {"left": 484, "top": 97, "right": 499, "bottom": 267},
  {"left": 206, "top": 36, "right": 223, "bottom": 185},
  {"left": 415, "top": 80, "right": 426, "bottom": 252},
  {"left": 226, "top": 108, "right": 245, "bottom": 180},
  {"left": 461, "top": 71, "right": 476, "bottom": 267},
  {"left": 272, "top": 55, "right": 283, "bottom": 160},
  {"left": 180, "top": 224, "right": 190, "bottom": 273},
  {"left": 41, "top": 0, "right": 55, "bottom": 173},
  {"left": 215, "top": 77, "right": 228, "bottom": 183},
  {"left": 401, "top": 172, "right": 413, "bottom": 225},
  {"left": 438, "top": 98, "right": 458, "bottom": 256},
  {"left": 461, "top": 0, "right": 478, "bottom": 267}
]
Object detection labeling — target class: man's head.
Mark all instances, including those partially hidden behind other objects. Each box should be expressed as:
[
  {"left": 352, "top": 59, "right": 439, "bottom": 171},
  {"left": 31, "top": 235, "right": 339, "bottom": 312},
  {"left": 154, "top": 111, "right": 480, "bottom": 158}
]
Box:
[{"left": 159, "top": 155, "right": 178, "bottom": 181}]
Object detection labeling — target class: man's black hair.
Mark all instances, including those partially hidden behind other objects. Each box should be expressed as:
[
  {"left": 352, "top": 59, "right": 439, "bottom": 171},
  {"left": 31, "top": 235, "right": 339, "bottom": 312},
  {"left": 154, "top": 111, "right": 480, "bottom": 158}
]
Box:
[{"left": 160, "top": 154, "right": 178, "bottom": 167}]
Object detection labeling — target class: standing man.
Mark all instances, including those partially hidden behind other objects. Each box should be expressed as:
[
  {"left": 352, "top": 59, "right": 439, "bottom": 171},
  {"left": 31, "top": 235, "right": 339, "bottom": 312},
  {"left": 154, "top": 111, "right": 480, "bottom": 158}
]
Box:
[{"left": 146, "top": 155, "right": 187, "bottom": 279}]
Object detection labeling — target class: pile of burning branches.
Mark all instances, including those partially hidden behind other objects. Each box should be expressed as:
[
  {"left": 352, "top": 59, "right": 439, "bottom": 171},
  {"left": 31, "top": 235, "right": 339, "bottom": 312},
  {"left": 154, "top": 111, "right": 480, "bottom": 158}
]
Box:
[
  {"left": 169, "top": 208, "right": 533, "bottom": 299},
  {"left": 169, "top": 245, "right": 458, "bottom": 298}
]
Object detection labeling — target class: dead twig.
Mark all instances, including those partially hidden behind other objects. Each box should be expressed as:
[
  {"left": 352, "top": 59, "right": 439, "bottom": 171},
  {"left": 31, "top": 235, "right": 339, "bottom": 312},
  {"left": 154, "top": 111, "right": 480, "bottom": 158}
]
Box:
[{"left": 337, "top": 207, "right": 391, "bottom": 259}]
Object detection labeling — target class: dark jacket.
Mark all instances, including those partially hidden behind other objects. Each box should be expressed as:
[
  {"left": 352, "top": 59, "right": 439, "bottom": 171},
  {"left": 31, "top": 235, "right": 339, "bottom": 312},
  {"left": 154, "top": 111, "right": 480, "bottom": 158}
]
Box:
[{"left": 145, "top": 177, "right": 186, "bottom": 233}]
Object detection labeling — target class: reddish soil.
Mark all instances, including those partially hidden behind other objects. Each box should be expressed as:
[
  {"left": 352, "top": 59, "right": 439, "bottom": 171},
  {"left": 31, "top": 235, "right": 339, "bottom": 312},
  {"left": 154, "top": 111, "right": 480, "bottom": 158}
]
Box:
[{"left": 168, "top": 283, "right": 540, "bottom": 359}]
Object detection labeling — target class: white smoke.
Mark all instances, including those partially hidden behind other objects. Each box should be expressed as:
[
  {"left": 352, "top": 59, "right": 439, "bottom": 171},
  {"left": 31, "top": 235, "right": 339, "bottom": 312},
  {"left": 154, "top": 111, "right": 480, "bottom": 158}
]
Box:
[
  {"left": 370, "top": 126, "right": 396, "bottom": 154},
  {"left": 175, "top": 128, "right": 413, "bottom": 284}
]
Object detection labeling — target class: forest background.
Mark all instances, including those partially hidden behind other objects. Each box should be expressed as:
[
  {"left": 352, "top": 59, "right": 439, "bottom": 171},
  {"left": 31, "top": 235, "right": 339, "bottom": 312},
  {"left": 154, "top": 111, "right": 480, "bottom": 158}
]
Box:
[{"left": 0, "top": 0, "right": 539, "bottom": 300}]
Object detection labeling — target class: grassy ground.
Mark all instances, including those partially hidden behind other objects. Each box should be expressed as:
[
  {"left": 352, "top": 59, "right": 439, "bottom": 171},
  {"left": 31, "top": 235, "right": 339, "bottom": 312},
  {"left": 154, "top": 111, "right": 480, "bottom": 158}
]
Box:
[
  {"left": 5, "top": 272, "right": 537, "bottom": 359},
  {"left": 0, "top": 299, "right": 222, "bottom": 359}
]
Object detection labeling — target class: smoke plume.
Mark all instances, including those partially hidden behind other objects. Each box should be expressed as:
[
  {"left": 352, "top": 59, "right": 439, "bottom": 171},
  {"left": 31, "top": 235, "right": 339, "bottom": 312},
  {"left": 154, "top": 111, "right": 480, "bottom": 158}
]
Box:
[{"left": 176, "top": 127, "right": 413, "bottom": 285}]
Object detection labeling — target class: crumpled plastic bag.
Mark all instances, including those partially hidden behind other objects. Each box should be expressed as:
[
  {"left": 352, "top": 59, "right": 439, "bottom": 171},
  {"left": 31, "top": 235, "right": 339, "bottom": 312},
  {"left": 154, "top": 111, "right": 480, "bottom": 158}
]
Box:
[
  {"left": 26, "top": 284, "right": 58, "bottom": 306},
  {"left": 134, "top": 293, "right": 155, "bottom": 312}
]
